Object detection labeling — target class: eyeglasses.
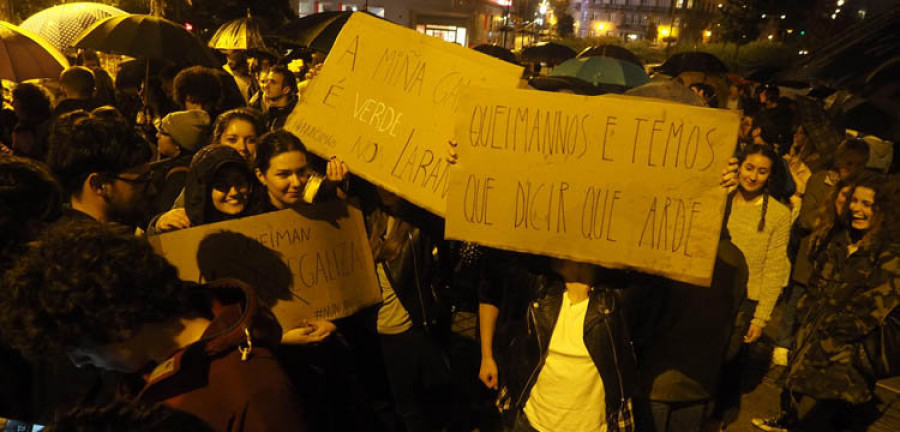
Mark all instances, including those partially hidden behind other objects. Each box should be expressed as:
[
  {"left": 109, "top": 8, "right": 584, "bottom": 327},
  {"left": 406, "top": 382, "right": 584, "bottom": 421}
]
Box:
[{"left": 108, "top": 171, "right": 154, "bottom": 187}]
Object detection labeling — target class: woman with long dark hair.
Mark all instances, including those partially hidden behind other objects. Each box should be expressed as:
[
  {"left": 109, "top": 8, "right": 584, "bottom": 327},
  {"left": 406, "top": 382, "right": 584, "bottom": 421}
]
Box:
[{"left": 710, "top": 144, "right": 792, "bottom": 429}]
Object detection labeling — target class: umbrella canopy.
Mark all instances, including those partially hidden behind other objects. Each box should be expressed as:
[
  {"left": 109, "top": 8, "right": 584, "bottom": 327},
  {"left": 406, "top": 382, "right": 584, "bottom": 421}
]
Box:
[
  {"left": 72, "top": 14, "right": 220, "bottom": 67},
  {"left": 20, "top": 2, "right": 126, "bottom": 53},
  {"left": 794, "top": 96, "right": 843, "bottom": 156},
  {"left": 520, "top": 42, "right": 576, "bottom": 65},
  {"left": 274, "top": 11, "right": 352, "bottom": 52},
  {"left": 625, "top": 80, "right": 705, "bottom": 107},
  {"left": 656, "top": 52, "right": 727, "bottom": 76},
  {"left": 529, "top": 76, "right": 605, "bottom": 96},
  {"left": 473, "top": 44, "right": 517, "bottom": 64},
  {"left": 0, "top": 21, "right": 69, "bottom": 82},
  {"left": 208, "top": 14, "right": 266, "bottom": 50},
  {"left": 577, "top": 44, "right": 642, "bottom": 66},
  {"left": 550, "top": 56, "right": 650, "bottom": 91}
]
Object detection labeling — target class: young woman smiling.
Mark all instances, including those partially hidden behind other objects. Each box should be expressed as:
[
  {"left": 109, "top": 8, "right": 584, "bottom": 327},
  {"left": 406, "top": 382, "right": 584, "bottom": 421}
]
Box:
[{"left": 710, "top": 144, "right": 792, "bottom": 429}]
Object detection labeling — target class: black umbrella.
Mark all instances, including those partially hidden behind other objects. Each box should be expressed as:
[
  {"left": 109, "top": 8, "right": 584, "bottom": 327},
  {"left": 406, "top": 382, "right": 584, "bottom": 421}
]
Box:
[
  {"left": 73, "top": 14, "right": 219, "bottom": 67},
  {"left": 577, "top": 44, "right": 642, "bottom": 66},
  {"left": 656, "top": 51, "right": 727, "bottom": 76},
  {"left": 473, "top": 44, "right": 517, "bottom": 64},
  {"left": 274, "top": 11, "right": 354, "bottom": 53},
  {"left": 519, "top": 41, "right": 576, "bottom": 65}
]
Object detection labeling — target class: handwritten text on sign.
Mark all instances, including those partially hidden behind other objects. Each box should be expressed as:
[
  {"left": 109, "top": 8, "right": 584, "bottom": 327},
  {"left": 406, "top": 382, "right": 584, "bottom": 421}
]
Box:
[
  {"left": 286, "top": 13, "right": 523, "bottom": 216},
  {"left": 445, "top": 90, "right": 740, "bottom": 286},
  {"left": 148, "top": 202, "right": 381, "bottom": 330}
]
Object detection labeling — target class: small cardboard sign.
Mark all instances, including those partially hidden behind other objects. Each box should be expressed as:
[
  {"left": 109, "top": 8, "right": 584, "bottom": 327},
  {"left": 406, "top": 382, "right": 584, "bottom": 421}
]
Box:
[{"left": 149, "top": 202, "right": 381, "bottom": 330}]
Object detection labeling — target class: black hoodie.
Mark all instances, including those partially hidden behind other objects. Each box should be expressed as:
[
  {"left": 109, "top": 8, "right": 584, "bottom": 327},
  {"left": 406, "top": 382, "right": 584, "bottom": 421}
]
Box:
[{"left": 183, "top": 145, "right": 259, "bottom": 226}]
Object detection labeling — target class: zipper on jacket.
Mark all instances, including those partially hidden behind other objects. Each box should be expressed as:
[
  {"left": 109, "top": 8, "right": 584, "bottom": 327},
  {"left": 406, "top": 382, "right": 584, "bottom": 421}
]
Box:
[
  {"left": 407, "top": 231, "right": 430, "bottom": 329},
  {"left": 517, "top": 302, "right": 548, "bottom": 409},
  {"left": 604, "top": 314, "right": 628, "bottom": 412}
]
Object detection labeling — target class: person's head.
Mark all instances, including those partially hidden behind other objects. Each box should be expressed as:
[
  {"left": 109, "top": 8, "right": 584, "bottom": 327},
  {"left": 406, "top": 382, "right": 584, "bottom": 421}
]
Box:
[
  {"left": 184, "top": 145, "right": 254, "bottom": 225},
  {"left": 59, "top": 66, "right": 96, "bottom": 100},
  {"left": 211, "top": 108, "right": 263, "bottom": 163},
  {"left": 156, "top": 110, "right": 211, "bottom": 158},
  {"left": 836, "top": 172, "right": 900, "bottom": 248},
  {"left": 46, "top": 109, "right": 154, "bottom": 226},
  {"left": 47, "top": 401, "right": 214, "bottom": 432},
  {"left": 261, "top": 66, "right": 296, "bottom": 104},
  {"left": 11, "top": 82, "right": 53, "bottom": 124},
  {"left": 729, "top": 83, "right": 739, "bottom": 98},
  {"left": 833, "top": 138, "right": 870, "bottom": 180},
  {"left": 0, "top": 219, "right": 184, "bottom": 371},
  {"left": 226, "top": 50, "right": 249, "bottom": 76},
  {"left": 173, "top": 66, "right": 222, "bottom": 112},
  {"left": 0, "top": 155, "right": 62, "bottom": 264},
  {"left": 737, "top": 144, "right": 782, "bottom": 232},
  {"left": 76, "top": 50, "right": 101, "bottom": 70},
  {"left": 759, "top": 84, "right": 779, "bottom": 105},
  {"left": 254, "top": 130, "right": 311, "bottom": 209}
]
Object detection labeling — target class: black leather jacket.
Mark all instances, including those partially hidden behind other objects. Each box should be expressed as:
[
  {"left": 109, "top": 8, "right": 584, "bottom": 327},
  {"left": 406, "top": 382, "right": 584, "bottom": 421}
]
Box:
[{"left": 480, "top": 260, "right": 639, "bottom": 426}]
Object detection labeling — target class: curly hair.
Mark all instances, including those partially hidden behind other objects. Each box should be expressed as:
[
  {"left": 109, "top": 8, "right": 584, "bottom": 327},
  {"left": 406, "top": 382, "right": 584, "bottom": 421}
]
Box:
[
  {"left": 809, "top": 173, "right": 858, "bottom": 252},
  {"left": 172, "top": 66, "right": 222, "bottom": 110},
  {"left": 0, "top": 219, "right": 183, "bottom": 356},
  {"left": 46, "top": 109, "right": 152, "bottom": 197},
  {"left": 210, "top": 107, "right": 263, "bottom": 147},
  {"left": 0, "top": 155, "right": 62, "bottom": 266},
  {"left": 11, "top": 82, "right": 52, "bottom": 123},
  {"left": 842, "top": 172, "right": 900, "bottom": 248},
  {"left": 47, "top": 401, "right": 213, "bottom": 432}
]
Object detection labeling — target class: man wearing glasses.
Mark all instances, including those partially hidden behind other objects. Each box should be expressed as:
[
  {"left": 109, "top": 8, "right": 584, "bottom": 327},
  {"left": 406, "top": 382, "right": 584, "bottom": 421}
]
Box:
[{"left": 46, "top": 109, "right": 156, "bottom": 229}]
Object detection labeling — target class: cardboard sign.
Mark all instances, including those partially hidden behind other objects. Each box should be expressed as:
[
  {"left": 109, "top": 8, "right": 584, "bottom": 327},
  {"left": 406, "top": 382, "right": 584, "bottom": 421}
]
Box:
[
  {"left": 149, "top": 202, "right": 381, "bottom": 330},
  {"left": 445, "top": 89, "right": 740, "bottom": 286},
  {"left": 286, "top": 13, "right": 523, "bottom": 216}
]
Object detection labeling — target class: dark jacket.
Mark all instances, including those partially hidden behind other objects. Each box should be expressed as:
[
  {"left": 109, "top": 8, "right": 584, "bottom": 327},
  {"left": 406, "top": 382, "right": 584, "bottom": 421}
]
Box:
[
  {"left": 150, "top": 153, "right": 193, "bottom": 215},
  {"left": 52, "top": 98, "right": 100, "bottom": 119},
  {"left": 184, "top": 145, "right": 259, "bottom": 226},
  {"left": 123, "top": 278, "right": 305, "bottom": 431},
  {"left": 787, "top": 231, "right": 900, "bottom": 404},
  {"left": 480, "top": 259, "right": 638, "bottom": 428},
  {"left": 628, "top": 238, "right": 748, "bottom": 403},
  {"left": 365, "top": 205, "right": 449, "bottom": 335},
  {"left": 263, "top": 95, "right": 298, "bottom": 131}
]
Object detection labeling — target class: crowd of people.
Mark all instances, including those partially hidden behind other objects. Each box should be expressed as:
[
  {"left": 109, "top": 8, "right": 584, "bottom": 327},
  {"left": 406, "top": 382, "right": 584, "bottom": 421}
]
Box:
[{"left": 0, "top": 39, "right": 897, "bottom": 432}]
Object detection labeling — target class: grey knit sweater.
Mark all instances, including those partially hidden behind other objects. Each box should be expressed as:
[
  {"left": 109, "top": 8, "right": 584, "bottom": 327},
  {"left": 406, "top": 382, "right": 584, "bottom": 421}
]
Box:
[{"left": 727, "top": 195, "right": 792, "bottom": 328}]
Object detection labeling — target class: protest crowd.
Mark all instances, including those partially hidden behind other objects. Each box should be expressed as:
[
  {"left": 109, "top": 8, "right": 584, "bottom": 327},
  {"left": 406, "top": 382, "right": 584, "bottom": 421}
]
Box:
[{"left": 0, "top": 8, "right": 898, "bottom": 432}]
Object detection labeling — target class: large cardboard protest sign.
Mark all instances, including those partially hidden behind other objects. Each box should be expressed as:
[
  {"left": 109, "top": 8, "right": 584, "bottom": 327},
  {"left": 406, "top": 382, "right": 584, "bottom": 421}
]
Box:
[
  {"left": 286, "top": 13, "right": 523, "bottom": 216},
  {"left": 445, "top": 89, "right": 740, "bottom": 286},
  {"left": 149, "top": 202, "right": 381, "bottom": 330}
]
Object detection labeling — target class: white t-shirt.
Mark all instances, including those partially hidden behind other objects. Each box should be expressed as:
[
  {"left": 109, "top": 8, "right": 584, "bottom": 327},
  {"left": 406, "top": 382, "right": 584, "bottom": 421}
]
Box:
[{"left": 524, "top": 291, "right": 607, "bottom": 432}]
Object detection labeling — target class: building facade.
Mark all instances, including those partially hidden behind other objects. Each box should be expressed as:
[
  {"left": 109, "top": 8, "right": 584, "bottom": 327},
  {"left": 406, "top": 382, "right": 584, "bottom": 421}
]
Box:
[
  {"left": 291, "top": 0, "right": 511, "bottom": 46},
  {"left": 569, "top": 0, "right": 717, "bottom": 41}
]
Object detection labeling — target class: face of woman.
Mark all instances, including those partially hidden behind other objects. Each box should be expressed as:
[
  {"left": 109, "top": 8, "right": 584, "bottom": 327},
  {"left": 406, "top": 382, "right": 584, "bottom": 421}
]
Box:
[
  {"left": 210, "top": 166, "right": 250, "bottom": 215},
  {"left": 848, "top": 186, "right": 876, "bottom": 232},
  {"left": 218, "top": 119, "right": 258, "bottom": 164},
  {"left": 156, "top": 132, "right": 180, "bottom": 158},
  {"left": 257, "top": 151, "right": 309, "bottom": 209},
  {"left": 835, "top": 185, "right": 852, "bottom": 216},
  {"left": 739, "top": 153, "right": 773, "bottom": 195}
]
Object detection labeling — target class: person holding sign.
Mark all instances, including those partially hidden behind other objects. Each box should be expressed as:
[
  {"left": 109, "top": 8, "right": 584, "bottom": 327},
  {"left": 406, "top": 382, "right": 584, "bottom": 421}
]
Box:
[
  {"left": 710, "top": 144, "right": 792, "bottom": 430},
  {"left": 148, "top": 146, "right": 259, "bottom": 235}
]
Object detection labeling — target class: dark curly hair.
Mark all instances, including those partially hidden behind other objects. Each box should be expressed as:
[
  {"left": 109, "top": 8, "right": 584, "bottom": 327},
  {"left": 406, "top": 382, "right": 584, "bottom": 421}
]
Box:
[
  {"left": 46, "top": 109, "right": 152, "bottom": 197},
  {"left": 11, "top": 82, "right": 52, "bottom": 124},
  {"left": 0, "top": 219, "right": 183, "bottom": 356},
  {"left": 841, "top": 172, "right": 900, "bottom": 248},
  {"left": 0, "top": 155, "right": 62, "bottom": 267},
  {"left": 47, "top": 401, "right": 213, "bottom": 432},
  {"left": 173, "top": 66, "right": 222, "bottom": 110}
]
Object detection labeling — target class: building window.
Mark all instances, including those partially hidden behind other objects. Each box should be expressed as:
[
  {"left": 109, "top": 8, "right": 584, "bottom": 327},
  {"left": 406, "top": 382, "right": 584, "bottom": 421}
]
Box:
[{"left": 416, "top": 24, "right": 468, "bottom": 46}]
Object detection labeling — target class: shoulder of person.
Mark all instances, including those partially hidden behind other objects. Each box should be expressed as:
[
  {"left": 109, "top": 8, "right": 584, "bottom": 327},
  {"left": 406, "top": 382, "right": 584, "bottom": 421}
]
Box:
[{"left": 766, "top": 198, "right": 792, "bottom": 222}]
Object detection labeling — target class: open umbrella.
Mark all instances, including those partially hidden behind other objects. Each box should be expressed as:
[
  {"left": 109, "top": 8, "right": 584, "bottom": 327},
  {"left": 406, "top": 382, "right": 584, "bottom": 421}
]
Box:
[
  {"left": 473, "top": 44, "right": 517, "bottom": 64},
  {"left": 72, "top": 14, "right": 219, "bottom": 67},
  {"left": 656, "top": 52, "right": 727, "bottom": 76},
  {"left": 208, "top": 12, "right": 266, "bottom": 50},
  {"left": 529, "top": 76, "right": 605, "bottom": 96},
  {"left": 520, "top": 42, "right": 576, "bottom": 65},
  {"left": 577, "top": 44, "right": 642, "bottom": 66},
  {"left": 274, "top": 11, "right": 352, "bottom": 52},
  {"left": 0, "top": 21, "right": 69, "bottom": 82},
  {"left": 550, "top": 56, "right": 650, "bottom": 92},
  {"left": 20, "top": 2, "right": 126, "bottom": 54}
]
